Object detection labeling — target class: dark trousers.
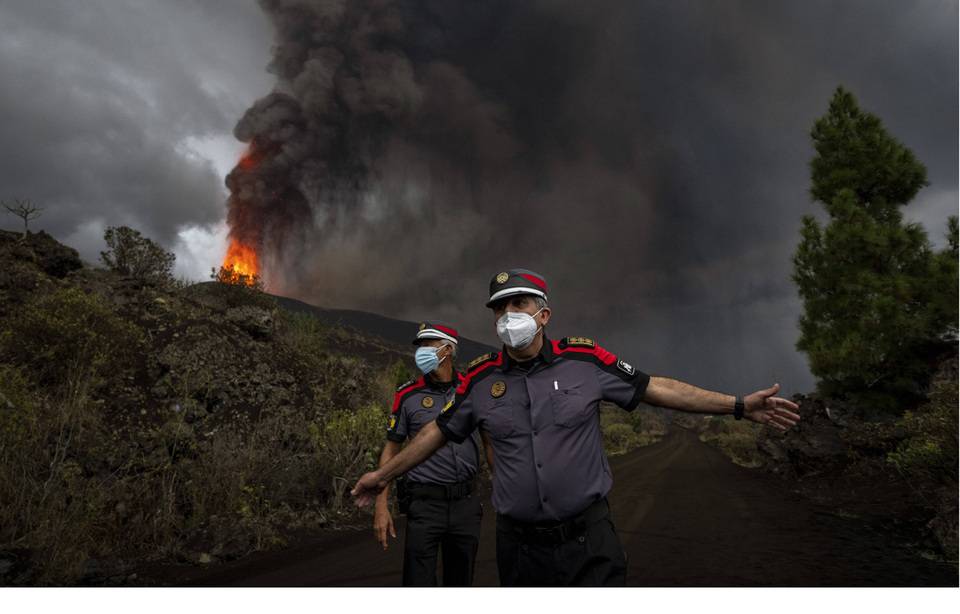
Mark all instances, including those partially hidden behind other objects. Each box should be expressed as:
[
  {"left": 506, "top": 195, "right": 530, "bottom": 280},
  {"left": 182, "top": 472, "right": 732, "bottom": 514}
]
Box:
[
  {"left": 402, "top": 493, "right": 483, "bottom": 586},
  {"left": 495, "top": 501, "right": 627, "bottom": 586}
]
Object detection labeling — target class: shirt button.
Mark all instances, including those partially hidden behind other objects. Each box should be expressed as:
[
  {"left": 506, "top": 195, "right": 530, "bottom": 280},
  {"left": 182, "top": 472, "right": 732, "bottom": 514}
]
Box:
[
  {"left": 537, "top": 463, "right": 542, "bottom": 469},
  {"left": 533, "top": 430, "right": 538, "bottom": 436},
  {"left": 542, "top": 497, "right": 548, "bottom": 503}
]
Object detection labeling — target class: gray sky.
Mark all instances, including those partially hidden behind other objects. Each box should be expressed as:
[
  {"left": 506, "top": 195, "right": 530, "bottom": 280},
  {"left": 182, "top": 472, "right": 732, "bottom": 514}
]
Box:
[{"left": 0, "top": 0, "right": 956, "bottom": 396}]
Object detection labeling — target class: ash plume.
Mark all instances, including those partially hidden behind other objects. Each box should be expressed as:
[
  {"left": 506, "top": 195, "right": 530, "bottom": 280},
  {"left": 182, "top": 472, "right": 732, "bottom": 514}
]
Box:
[
  {"left": 226, "top": 0, "right": 653, "bottom": 320},
  {"left": 225, "top": 0, "right": 956, "bottom": 393}
]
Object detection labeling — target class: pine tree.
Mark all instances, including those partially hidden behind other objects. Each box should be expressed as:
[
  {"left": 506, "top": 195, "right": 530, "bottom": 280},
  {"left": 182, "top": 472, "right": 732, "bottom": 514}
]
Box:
[{"left": 792, "top": 87, "right": 957, "bottom": 415}]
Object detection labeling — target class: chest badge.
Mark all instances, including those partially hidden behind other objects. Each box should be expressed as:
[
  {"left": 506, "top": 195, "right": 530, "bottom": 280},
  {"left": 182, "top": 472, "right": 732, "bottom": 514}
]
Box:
[
  {"left": 490, "top": 380, "right": 506, "bottom": 398},
  {"left": 421, "top": 396, "right": 435, "bottom": 408}
]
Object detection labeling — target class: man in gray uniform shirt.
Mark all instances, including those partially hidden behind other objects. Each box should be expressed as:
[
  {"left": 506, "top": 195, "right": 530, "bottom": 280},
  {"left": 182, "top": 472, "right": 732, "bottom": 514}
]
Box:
[
  {"left": 374, "top": 321, "right": 487, "bottom": 586},
  {"left": 354, "top": 270, "right": 801, "bottom": 586}
]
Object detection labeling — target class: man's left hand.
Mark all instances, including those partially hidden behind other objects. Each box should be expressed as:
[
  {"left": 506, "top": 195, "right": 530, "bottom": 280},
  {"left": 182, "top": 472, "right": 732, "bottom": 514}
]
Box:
[{"left": 743, "top": 383, "right": 801, "bottom": 432}]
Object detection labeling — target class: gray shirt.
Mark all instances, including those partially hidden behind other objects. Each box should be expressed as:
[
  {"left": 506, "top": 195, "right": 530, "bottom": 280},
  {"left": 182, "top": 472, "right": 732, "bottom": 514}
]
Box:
[
  {"left": 436, "top": 336, "right": 649, "bottom": 522},
  {"left": 386, "top": 373, "right": 481, "bottom": 485}
]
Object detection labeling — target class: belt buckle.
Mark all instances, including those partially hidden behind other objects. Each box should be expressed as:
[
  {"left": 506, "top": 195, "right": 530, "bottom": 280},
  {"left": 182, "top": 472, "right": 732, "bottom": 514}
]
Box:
[{"left": 531, "top": 523, "right": 567, "bottom": 545}]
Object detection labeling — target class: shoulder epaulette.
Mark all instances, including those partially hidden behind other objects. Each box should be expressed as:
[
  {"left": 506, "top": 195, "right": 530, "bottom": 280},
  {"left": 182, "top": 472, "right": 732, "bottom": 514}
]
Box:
[
  {"left": 554, "top": 337, "right": 616, "bottom": 366},
  {"left": 392, "top": 376, "right": 426, "bottom": 412},
  {"left": 396, "top": 378, "right": 418, "bottom": 392},
  {"left": 454, "top": 351, "right": 503, "bottom": 395},
  {"left": 467, "top": 352, "right": 495, "bottom": 369}
]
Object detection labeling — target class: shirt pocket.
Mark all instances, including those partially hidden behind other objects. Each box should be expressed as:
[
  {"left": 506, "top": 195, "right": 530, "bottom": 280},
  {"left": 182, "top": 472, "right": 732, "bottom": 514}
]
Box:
[
  {"left": 550, "top": 387, "right": 591, "bottom": 428},
  {"left": 483, "top": 400, "right": 516, "bottom": 439}
]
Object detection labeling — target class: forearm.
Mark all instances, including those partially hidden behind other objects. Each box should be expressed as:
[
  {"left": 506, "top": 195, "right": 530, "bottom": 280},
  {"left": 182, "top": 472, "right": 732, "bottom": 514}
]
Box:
[
  {"left": 481, "top": 430, "right": 495, "bottom": 476},
  {"left": 375, "top": 420, "right": 447, "bottom": 484},
  {"left": 644, "top": 376, "right": 736, "bottom": 415},
  {"left": 374, "top": 442, "right": 401, "bottom": 508}
]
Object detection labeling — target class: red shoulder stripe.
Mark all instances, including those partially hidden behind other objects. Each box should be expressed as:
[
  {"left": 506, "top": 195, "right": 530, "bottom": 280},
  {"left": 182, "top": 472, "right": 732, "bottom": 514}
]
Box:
[
  {"left": 551, "top": 339, "right": 617, "bottom": 366},
  {"left": 392, "top": 376, "right": 426, "bottom": 413},
  {"left": 455, "top": 351, "right": 503, "bottom": 395}
]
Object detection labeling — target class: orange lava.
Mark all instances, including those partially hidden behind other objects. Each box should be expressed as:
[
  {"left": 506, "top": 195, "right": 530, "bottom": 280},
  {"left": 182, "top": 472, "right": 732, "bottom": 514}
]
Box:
[{"left": 219, "top": 239, "right": 259, "bottom": 286}]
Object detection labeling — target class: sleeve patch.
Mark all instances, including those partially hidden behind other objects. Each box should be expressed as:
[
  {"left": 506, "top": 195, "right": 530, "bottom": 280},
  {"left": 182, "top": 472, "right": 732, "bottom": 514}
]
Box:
[
  {"left": 396, "top": 378, "right": 417, "bottom": 392},
  {"left": 564, "top": 336, "right": 595, "bottom": 347},
  {"left": 617, "top": 359, "right": 635, "bottom": 375}
]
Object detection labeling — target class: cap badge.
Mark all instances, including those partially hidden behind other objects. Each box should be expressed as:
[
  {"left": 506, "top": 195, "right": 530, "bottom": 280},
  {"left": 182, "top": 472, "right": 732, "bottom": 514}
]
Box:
[
  {"left": 419, "top": 322, "right": 427, "bottom": 331},
  {"left": 490, "top": 380, "right": 506, "bottom": 398},
  {"left": 496, "top": 272, "right": 509, "bottom": 284},
  {"left": 421, "top": 396, "right": 435, "bottom": 408}
]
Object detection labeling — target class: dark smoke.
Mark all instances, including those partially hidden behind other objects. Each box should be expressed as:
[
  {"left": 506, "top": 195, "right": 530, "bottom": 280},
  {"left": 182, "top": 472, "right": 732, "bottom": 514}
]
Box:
[{"left": 226, "top": 0, "right": 956, "bottom": 394}]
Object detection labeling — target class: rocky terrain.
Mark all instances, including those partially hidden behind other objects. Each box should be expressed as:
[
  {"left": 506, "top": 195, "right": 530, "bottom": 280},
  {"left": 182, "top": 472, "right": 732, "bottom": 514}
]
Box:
[{"left": 0, "top": 228, "right": 452, "bottom": 585}]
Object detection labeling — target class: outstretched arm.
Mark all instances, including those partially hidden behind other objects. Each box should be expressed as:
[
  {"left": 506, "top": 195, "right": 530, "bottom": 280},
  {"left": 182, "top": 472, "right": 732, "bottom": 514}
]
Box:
[
  {"left": 643, "top": 377, "right": 801, "bottom": 431},
  {"left": 351, "top": 420, "right": 447, "bottom": 507}
]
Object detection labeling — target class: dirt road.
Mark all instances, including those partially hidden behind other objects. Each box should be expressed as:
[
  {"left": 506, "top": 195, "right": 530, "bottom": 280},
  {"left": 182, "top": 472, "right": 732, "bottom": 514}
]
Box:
[{"left": 156, "top": 430, "right": 957, "bottom": 586}]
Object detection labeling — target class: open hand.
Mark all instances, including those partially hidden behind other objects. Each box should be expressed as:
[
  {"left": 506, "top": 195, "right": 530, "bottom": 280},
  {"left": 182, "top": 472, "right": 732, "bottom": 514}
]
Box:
[
  {"left": 351, "top": 471, "right": 386, "bottom": 508},
  {"left": 373, "top": 504, "right": 396, "bottom": 550},
  {"left": 744, "top": 383, "right": 801, "bottom": 432}
]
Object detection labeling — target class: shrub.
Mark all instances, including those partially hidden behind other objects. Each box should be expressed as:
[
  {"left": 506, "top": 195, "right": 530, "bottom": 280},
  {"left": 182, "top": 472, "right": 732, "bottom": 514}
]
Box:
[
  {"left": 0, "top": 287, "right": 142, "bottom": 391},
  {"left": 887, "top": 365, "right": 958, "bottom": 487},
  {"left": 699, "top": 419, "right": 764, "bottom": 468},
  {"left": 603, "top": 422, "right": 639, "bottom": 456},
  {"left": 310, "top": 403, "right": 387, "bottom": 512},
  {"left": 100, "top": 226, "right": 175, "bottom": 284}
]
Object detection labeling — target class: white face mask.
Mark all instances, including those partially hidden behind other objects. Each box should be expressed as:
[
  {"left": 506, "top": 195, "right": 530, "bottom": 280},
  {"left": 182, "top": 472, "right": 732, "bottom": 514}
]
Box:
[{"left": 496, "top": 308, "right": 543, "bottom": 349}]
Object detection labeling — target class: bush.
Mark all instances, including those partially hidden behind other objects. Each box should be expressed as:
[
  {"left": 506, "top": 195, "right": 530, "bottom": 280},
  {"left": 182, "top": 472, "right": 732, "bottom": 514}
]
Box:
[
  {"left": 603, "top": 422, "right": 639, "bottom": 456},
  {"left": 0, "top": 287, "right": 142, "bottom": 391},
  {"left": 699, "top": 418, "right": 764, "bottom": 468},
  {"left": 100, "top": 226, "right": 175, "bottom": 284},
  {"left": 887, "top": 364, "right": 958, "bottom": 486},
  {"left": 310, "top": 403, "right": 387, "bottom": 513},
  {"left": 0, "top": 365, "right": 119, "bottom": 584}
]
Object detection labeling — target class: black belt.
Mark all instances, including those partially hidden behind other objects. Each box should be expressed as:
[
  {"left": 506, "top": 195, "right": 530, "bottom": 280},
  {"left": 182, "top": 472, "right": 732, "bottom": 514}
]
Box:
[
  {"left": 406, "top": 479, "right": 474, "bottom": 501},
  {"left": 497, "top": 498, "right": 610, "bottom": 546}
]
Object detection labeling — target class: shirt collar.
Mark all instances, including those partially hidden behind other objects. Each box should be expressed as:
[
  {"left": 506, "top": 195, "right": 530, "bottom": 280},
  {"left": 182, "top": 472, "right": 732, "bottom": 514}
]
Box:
[
  {"left": 425, "top": 371, "right": 458, "bottom": 392},
  {"left": 501, "top": 334, "right": 554, "bottom": 372}
]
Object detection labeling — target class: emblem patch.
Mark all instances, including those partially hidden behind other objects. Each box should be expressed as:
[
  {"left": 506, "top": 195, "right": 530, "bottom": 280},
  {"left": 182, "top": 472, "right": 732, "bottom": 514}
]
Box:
[
  {"left": 496, "top": 272, "right": 509, "bottom": 284},
  {"left": 421, "top": 396, "right": 435, "bottom": 408},
  {"left": 490, "top": 381, "right": 506, "bottom": 398},
  {"left": 617, "top": 359, "right": 635, "bottom": 375},
  {"left": 468, "top": 352, "right": 492, "bottom": 369},
  {"left": 566, "top": 336, "right": 595, "bottom": 347},
  {"left": 388, "top": 415, "right": 397, "bottom": 430}
]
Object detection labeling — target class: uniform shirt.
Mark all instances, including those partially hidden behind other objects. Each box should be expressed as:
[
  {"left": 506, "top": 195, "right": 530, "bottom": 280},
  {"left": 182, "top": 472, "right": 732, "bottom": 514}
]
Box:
[
  {"left": 386, "top": 373, "right": 481, "bottom": 485},
  {"left": 436, "top": 336, "right": 649, "bottom": 522}
]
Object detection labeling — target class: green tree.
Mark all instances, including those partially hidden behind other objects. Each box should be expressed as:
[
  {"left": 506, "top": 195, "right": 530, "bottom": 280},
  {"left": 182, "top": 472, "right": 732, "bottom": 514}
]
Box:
[
  {"left": 100, "top": 225, "right": 175, "bottom": 284},
  {"left": 793, "top": 87, "right": 957, "bottom": 414}
]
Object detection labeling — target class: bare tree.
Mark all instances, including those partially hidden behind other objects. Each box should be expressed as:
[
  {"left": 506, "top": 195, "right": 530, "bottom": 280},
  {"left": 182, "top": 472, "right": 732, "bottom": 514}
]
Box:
[{"left": 2, "top": 198, "right": 43, "bottom": 242}]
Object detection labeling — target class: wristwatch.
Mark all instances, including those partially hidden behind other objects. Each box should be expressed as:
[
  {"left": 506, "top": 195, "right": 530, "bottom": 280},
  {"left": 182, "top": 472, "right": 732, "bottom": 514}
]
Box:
[{"left": 734, "top": 396, "right": 745, "bottom": 421}]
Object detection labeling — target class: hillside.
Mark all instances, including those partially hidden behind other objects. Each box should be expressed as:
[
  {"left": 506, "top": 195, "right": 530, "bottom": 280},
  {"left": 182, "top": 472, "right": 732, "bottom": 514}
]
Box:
[{"left": 0, "top": 228, "right": 490, "bottom": 585}]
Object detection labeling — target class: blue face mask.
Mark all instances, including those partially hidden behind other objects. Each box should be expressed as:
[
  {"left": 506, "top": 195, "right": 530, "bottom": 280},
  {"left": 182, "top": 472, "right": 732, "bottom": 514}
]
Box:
[{"left": 415, "top": 346, "right": 448, "bottom": 374}]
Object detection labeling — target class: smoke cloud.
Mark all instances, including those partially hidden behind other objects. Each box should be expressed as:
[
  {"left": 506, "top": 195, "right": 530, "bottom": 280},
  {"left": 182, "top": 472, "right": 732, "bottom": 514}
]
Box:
[{"left": 226, "top": 0, "right": 957, "bottom": 393}]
